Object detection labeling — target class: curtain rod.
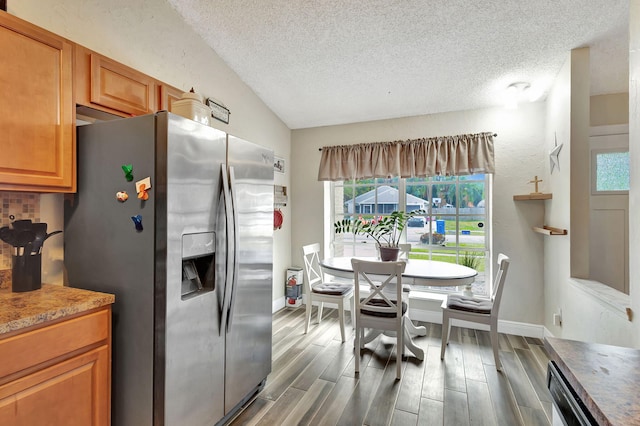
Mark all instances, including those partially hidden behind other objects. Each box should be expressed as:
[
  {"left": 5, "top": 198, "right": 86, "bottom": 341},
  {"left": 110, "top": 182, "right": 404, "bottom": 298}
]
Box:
[{"left": 318, "top": 133, "right": 498, "bottom": 151}]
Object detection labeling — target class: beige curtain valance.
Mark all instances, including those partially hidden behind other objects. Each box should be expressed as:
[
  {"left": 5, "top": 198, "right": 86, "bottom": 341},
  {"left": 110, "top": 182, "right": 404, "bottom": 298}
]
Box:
[{"left": 317, "top": 132, "right": 495, "bottom": 181}]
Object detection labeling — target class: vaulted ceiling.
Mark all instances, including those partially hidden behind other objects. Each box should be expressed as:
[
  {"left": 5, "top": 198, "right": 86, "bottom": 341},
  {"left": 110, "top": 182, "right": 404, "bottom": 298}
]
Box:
[{"left": 166, "top": 1, "right": 629, "bottom": 129}]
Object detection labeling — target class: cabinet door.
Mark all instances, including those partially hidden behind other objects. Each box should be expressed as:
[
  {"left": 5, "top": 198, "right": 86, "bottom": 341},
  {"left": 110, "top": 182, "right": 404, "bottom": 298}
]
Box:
[
  {"left": 76, "top": 45, "right": 156, "bottom": 117},
  {"left": 0, "top": 12, "right": 75, "bottom": 192},
  {"left": 159, "top": 83, "right": 184, "bottom": 112},
  {"left": 0, "top": 345, "right": 110, "bottom": 426}
]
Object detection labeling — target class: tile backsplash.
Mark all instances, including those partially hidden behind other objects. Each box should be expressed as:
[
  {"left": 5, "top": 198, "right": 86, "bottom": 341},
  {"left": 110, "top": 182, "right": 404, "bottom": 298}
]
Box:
[{"left": 0, "top": 192, "right": 41, "bottom": 269}]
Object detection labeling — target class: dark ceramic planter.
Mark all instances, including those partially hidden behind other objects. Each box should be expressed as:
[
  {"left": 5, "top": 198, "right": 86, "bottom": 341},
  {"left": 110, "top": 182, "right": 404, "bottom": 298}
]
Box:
[{"left": 379, "top": 246, "right": 400, "bottom": 262}]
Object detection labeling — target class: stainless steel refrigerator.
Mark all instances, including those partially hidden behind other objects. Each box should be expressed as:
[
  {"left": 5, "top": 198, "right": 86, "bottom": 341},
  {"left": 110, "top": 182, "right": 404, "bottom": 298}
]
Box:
[{"left": 65, "top": 112, "right": 273, "bottom": 426}]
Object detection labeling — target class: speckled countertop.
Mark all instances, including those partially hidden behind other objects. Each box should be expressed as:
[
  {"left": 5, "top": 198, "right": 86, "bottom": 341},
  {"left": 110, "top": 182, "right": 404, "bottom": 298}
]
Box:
[
  {"left": 0, "top": 282, "right": 115, "bottom": 335},
  {"left": 545, "top": 337, "right": 640, "bottom": 425}
]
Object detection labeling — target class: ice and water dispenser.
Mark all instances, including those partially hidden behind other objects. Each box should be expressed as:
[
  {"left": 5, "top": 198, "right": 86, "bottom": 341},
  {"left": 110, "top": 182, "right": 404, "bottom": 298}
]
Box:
[{"left": 181, "top": 232, "right": 215, "bottom": 299}]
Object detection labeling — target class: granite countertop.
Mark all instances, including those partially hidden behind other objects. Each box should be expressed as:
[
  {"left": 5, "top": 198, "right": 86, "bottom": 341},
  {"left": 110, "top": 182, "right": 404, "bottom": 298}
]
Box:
[
  {"left": 544, "top": 337, "right": 640, "bottom": 425},
  {"left": 0, "top": 283, "right": 115, "bottom": 335}
]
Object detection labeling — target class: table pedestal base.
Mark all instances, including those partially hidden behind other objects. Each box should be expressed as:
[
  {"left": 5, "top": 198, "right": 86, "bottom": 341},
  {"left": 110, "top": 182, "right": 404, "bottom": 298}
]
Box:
[
  {"left": 406, "top": 319, "right": 427, "bottom": 336},
  {"left": 360, "top": 318, "right": 426, "bottom": 360}
]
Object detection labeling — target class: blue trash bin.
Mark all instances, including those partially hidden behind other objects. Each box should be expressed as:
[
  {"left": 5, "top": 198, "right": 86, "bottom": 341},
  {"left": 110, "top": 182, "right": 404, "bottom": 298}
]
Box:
[{"left": 436, "top": 219, "right": 445, "bottom": 234}]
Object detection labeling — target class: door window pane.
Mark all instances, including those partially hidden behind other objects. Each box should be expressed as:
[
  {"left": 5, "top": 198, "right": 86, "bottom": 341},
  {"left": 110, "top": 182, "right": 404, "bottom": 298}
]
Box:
[{"left": 594, "top": 151, "right": 629, "bottom": 192}]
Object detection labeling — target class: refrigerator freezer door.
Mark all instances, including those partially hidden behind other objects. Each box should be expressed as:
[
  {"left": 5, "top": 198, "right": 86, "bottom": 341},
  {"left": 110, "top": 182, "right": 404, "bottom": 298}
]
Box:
[
  {"left": 68, "top": 114, "right": 159, "bottom": 426},
  {"left": 225, "top": 135, "right": 274, "bottom": 414},
  {"left": 68, "top": 112, "right": 229, "bottom": 426},
  {"left": 162, "top": 113, "right": 228, "bottom": 426}
]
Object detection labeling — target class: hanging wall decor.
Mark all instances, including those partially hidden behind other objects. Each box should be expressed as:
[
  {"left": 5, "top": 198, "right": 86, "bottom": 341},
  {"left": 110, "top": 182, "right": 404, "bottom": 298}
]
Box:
[
  {"left": 274, "top": 209, "right": 283, "bottom": 230},
  {"left": 206, "top": 98, "right": 230, "bottom": 124},
  {"left": 274, "top": 156, "right": 285, "bottom": 174},
  {"left": 549, "top": 132, "right": 563, "bottom": 174}
]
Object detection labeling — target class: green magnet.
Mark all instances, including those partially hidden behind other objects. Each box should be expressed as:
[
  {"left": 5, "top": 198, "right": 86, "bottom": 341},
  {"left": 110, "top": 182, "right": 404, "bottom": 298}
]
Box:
[{"left": 122, "top": 164, "right": 134, "bottom": 182}]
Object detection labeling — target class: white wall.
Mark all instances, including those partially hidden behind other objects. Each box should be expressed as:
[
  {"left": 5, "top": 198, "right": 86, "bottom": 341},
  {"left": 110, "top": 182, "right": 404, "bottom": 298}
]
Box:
[
  {"left": 544, "top": 49, "right": 635, "bottom": 346},
  {"left": 9, "top": 1, "right": 292, "bottom": 303},
  {"left": 291, "top": 103, "right": 548, "bottom": 325},
  {"left": 629, "top": 0, "right": 640, "bottom": 348}
]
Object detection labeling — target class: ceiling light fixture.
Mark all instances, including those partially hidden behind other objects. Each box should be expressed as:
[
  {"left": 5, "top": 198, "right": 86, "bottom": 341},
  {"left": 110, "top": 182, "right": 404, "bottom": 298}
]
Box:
[{"left": 505, "top": 82, "right": 531, "bottom": 109}]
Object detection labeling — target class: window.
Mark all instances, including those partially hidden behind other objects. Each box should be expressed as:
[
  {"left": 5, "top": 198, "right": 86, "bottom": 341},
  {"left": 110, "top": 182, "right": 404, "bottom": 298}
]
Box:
[
  {"left": 330, "top": 174, "right": 490, "bottom": 295},
  {"left": 591, "top": 148, "right": 629, "bottom": 194}
]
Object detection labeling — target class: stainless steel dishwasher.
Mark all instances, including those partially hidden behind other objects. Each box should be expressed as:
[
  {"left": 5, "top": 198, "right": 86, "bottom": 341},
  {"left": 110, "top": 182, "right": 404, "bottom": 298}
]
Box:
[{"left": 547, "top": 361, "right": 597, "bottom": 426}]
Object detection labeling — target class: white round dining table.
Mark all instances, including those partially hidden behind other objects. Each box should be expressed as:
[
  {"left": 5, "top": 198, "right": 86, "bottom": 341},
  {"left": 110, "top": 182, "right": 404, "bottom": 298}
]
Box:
[
  {"left": 320, "top": 256, "right": 477, "bottom": 287},
  {"left": 319, "top": 256, "right": 478, "bottom": 361}
]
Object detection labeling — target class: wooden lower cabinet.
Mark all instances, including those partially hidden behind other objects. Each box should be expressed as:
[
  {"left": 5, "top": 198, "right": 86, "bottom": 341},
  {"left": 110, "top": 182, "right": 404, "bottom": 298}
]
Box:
[
  {"left": 0, "top": 346, "right": 109, "bottom": 425},
  {"left": 0, "top": 308, "right": 111, "bottom": 425}
]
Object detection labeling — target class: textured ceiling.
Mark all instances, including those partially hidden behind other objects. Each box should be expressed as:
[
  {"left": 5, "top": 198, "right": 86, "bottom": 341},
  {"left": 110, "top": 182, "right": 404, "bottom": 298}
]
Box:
[{"left": 165, "top": 0, "right": 629, "bottom": 130}]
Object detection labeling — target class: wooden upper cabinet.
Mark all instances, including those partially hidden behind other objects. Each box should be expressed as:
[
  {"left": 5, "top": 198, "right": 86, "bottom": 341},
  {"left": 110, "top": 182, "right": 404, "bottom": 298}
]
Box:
[
  {"left": 159, "top": 83, "right": 184, "bottom": 112},
  {"left": 0, "top": 11, "right": 75, "bottom": 192},
  {"left": 75, "top": 44, "right": 156, "bottom": 117}
]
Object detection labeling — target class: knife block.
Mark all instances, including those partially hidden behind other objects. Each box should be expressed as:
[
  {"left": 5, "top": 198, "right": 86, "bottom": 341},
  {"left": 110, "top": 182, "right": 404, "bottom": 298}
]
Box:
[{"left": 12, "top": 252, "right": 42, "bottom": 292}]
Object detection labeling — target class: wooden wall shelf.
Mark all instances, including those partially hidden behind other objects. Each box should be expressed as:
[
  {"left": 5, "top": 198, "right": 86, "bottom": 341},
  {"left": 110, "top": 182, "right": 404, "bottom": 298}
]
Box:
[
  {"left": 513, "top": 193, "right": 552, "bottom": 201},
  {"left": 533, "top": 226, "right": 567, "bottom": 236}
]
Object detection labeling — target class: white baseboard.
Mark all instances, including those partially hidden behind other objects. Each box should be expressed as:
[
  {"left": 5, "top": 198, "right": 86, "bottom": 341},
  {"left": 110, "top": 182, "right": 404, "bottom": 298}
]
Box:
[
  {"left": 293, "top": 297, "right": 545, "bottom": 339},
  {"left": 409, "top": 308, "right": 544, "bottom": 338},
  {"left": 494, "top": 319, "right": 545, "bottom": 339},
  {"left": 273, "top": 297, "right": 286, "bottom": 313}
]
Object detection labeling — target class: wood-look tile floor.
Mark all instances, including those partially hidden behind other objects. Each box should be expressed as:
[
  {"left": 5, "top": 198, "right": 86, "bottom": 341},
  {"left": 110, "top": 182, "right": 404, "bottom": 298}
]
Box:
[{"left": 230, "top": 307, "right": 552, "bottom": 426}]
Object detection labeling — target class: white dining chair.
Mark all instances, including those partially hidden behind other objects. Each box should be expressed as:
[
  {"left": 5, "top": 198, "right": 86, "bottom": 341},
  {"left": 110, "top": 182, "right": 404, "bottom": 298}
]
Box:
[
  {"left": 398, "top": 243, "right": 411, "bottom": 260},
  {"left": 440, "top": 253, "right": 510, "bottom": 371},
  {"left": 352, "top": 258, "right": 407, "bottom": 379},
  {"left": 366, "top": 244, "right": 412, "bottom": 300},
  {"left": 398, "top": 243, "right": 412, "bottom": 292},
  {"left": 302, "top": 243, "right": 354, "bottom": 342}
]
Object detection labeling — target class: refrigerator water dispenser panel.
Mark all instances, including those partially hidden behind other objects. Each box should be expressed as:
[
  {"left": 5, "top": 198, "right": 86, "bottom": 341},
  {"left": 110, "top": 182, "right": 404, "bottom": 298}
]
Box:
[{"left": 181, "top": 232, "right": 215, "bottom": 299}]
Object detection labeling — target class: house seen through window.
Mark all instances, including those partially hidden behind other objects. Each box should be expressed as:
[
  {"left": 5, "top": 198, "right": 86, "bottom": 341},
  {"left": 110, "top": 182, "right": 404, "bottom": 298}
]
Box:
[{"left": 330, "top": 174, "right": 491, "bottom": 295}]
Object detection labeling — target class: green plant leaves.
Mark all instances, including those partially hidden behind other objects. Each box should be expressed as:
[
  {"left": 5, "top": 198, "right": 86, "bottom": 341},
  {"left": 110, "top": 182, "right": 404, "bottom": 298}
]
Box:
[
  {"left": 333, "top": 209, "right": 426, "bottom": 247},
  {"left": 460, "top": 251, "right": 481, "bottom": 269}
]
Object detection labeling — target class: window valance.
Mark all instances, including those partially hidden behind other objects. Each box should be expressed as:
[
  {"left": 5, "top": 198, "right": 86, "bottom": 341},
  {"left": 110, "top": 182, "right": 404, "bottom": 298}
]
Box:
[{"left": 317, "top": 132, "right": 495, "bottom": 181}]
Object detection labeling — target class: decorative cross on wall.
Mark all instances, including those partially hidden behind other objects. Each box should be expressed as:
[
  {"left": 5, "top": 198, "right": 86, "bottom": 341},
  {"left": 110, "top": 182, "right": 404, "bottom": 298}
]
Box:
[{"left": 529, "top": 175, "right": 543, "bottom": 194}]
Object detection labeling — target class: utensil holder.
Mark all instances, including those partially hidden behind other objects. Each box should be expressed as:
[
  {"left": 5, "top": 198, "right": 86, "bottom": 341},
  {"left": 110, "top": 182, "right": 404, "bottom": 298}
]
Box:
[{"left": 12, "top": 252, "right": 42, "bottom": 292}]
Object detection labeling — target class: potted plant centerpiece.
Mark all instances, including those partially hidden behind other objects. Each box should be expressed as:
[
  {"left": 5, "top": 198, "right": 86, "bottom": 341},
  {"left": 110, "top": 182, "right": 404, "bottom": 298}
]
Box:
[{"left": 334, "top": 210, "right": 426, "bottom": 261}]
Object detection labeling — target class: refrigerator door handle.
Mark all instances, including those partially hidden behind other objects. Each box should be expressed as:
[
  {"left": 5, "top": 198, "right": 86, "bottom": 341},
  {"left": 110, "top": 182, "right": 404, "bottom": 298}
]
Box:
[
  {"left": 220, "top": 163, "right": 235, "bottom": 336},
  {"left": 226, "top": 166, "right": 241, "bottom": 333}
]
